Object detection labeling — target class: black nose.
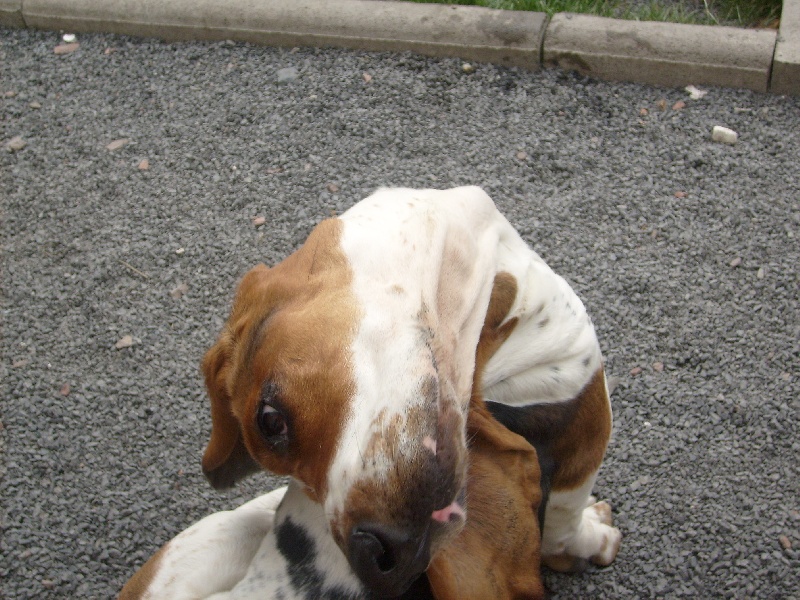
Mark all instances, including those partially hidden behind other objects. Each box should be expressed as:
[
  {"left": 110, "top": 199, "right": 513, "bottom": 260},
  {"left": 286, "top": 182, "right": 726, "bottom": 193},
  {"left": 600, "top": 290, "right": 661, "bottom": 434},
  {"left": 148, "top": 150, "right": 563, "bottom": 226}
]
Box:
[{"left": 348, "top": 523, "right": 430, "bottom": 597}]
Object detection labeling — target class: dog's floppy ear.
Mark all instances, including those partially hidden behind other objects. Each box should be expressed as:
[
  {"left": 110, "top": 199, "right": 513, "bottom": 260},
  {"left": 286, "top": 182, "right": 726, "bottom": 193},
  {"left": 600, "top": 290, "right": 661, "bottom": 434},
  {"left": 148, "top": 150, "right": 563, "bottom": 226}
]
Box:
[
  {"left": 200, "top": 328, "right": 261, "bottom": 490},
  {"left": 201, "top": 264, "right": 276, "bottom": 489},
  {"left": 427, "top": 399, "right": 544, "bottom": 600}
]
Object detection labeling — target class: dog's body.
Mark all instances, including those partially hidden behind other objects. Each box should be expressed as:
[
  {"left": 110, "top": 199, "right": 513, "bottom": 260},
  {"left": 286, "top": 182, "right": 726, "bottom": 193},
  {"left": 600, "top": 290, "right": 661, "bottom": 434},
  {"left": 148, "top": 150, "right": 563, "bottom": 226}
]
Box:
[
  {"left": 123, "top": 186, "right": 619, "bottom": 598},
  {"left": 120, "top": 399, "right": 544, "bottom": 600}
]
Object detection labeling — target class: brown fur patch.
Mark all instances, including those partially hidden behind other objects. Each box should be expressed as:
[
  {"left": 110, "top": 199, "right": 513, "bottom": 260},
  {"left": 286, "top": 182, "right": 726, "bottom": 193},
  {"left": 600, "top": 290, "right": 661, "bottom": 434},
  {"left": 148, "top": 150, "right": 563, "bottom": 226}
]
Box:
[
  {"left": 474, "top": 272, "right": 519, "bottom": 391},
  {"left": 550, "top": 368, "right": 611, "bottom": 491},
  {"left": 200, "top": 218, "right": 358, "bottom": 501}
]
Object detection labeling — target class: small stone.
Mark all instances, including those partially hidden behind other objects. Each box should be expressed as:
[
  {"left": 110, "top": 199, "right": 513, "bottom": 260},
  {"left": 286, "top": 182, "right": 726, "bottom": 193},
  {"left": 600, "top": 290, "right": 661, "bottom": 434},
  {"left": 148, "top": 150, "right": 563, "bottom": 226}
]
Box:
[
  {"left": 63, "top": 33, "right": 77, "bottom": 43},
  {"left": 106, "top": 138, "right": 130, "bottom": 151},
  {"left": 362, "top": 72, "right": 373, "bottom": 83},
  {"left": 652, "top": 362, "right": 664, "bottom": 372},
  {"left": 462, "top": 63, "right": 475, "bottom": 74},
  {"left": 685, "top": 85, "right": 707, "bottom": 100},
  {"left": 4, "top": 90, "right": 16, "bottom": 98},
  {"left": 115, "top": 335, "right": 134, "bottom": 350},
  {"left": 779, "top": 535, "right": 791, "bottom": 550},
  {"left": 672, "top": 100, "right": 686, "bottom": 111},
  {"left": 757, "top": 267, "right": 765, "bottom": 279},
  {"left": 42, "top": 580, "right": 55, "bottom": 590},
  {"left": 253, "top": 216, "right": 266, "bottom": 227},
  {"left": 60, "top": 383, "right": 71, "bottom": 396},
  {"left": 54, "top": 42, "right": 79, "bottom": 55},
  {"left": 516, "top": 151, "right": 528, "bottom": 160},
  {"left": 639, "top": 108, "right": 648, "bottom": 116},
  {"left": 138, "top": 158, "right": 149, "bottom": 170},
  {"left": 175, "top": 247, "right": 185, "bottom": 255},
  {"left": 729, "top": 257, "right": 742, "bottom": 268},
  {"left": 12, "top": 359, "right": 29, "bottom": 368},
  {"left": 674, "top": 191, "right": 687, "bottom": 198},
  {"left": 30, "top": 101, "right": 42, "bottom": 109},
  {"left": 630, "top": 366, "right": 642, "bottom": 376},
  {"left": 5, "top": 136, "right": 26, "bottom": 152},
  {"left": 657, "top": 99, "right": 667, "bottom": 111},
  {"left": 327, "top": 183, "right": 340, "bottom": 193},
  {"left": 170, "top": 283, "right": 189, "bottom": 300},
  {"left": 276, "top": 67, "right": 298, "bottom": 84},
  {"left": 712, "top": 126, "right": 738, "bottom": 145},
  {"left": 266, "top": 166, "right": 283, "bottom": 174}
]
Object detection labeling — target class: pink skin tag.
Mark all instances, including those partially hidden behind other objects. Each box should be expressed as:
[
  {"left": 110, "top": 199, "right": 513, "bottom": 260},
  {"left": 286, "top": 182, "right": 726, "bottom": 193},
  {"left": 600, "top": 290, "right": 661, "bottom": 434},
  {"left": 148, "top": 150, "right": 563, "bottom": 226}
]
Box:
[{"left": 431, "top": 501, "right": 465, "bottom": 523}]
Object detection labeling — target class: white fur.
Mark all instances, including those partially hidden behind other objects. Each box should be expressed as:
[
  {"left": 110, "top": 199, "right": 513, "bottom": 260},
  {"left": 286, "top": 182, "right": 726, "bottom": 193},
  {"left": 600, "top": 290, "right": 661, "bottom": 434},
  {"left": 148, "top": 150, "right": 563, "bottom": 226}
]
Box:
[{"left": 138, "top": 487, "right": 286, "bottom": 599}]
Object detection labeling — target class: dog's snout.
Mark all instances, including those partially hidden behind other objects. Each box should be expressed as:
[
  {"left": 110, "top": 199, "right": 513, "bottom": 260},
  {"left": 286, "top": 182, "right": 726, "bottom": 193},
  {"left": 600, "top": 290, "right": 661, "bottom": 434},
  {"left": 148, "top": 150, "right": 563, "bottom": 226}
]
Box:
[{"left": 348, "top": 523, "right": 430, "bottom": 597}]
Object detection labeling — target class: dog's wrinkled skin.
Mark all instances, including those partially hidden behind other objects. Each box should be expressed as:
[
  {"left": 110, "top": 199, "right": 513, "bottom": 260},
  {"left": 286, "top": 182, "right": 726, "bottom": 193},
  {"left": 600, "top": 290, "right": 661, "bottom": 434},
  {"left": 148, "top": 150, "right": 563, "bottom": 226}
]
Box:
[{"left": 200, "top": 187, "right": 620, "bottom": 595}]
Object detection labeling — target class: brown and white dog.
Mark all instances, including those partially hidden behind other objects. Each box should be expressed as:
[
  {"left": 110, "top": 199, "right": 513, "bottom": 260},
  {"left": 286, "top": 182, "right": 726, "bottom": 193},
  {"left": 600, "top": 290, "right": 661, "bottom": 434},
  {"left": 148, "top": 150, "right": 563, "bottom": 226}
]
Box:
[
  {"left": 120, "top": 396, "right": 544, "bottom": 600},
  {"left": 141, "top": 186, "right": 619, "bottom": 597}
]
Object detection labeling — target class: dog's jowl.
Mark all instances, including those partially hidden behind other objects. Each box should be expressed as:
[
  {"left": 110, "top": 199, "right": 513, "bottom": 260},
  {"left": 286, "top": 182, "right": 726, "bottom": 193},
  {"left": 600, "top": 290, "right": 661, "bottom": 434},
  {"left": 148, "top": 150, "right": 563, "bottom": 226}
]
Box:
[{"left": 198, "top": 186, "right": 621, "bottom": 594}]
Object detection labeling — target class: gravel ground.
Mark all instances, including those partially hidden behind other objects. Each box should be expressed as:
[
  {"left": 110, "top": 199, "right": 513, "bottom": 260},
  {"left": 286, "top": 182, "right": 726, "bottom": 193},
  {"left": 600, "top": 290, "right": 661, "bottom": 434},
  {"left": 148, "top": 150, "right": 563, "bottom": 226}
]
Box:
[{"left": 1, "top": 27, "right": 799, "bottom": 600}]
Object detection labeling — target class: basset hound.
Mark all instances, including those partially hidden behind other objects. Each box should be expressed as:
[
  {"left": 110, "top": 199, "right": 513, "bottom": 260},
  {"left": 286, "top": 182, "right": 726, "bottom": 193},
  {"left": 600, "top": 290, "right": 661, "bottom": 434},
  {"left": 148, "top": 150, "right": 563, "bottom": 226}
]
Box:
[{"left": 122, "top": 186, "right": 620, "bottom": 598}]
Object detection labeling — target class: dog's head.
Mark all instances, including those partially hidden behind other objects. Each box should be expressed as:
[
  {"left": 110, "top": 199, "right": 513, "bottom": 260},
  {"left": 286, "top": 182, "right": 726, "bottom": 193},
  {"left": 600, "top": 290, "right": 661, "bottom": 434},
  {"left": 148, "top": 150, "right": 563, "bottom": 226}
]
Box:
[{"left": 201, "top": 216, "right": 516, "bottom": 597}]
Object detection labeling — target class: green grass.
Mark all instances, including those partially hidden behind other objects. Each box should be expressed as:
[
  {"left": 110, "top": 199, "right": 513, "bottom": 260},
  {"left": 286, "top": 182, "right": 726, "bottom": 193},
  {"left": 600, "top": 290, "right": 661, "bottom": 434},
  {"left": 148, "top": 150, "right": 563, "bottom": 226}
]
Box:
[{"left": 407, "top": 0, "right": 782, "bottom": 27}]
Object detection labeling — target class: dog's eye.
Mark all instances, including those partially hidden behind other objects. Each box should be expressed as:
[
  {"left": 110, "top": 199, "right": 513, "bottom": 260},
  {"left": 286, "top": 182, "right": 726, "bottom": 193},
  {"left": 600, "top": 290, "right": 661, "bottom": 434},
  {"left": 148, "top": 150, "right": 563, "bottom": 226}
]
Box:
[{"left": 257, "top": 404, "right": 290, "bottom": 450}]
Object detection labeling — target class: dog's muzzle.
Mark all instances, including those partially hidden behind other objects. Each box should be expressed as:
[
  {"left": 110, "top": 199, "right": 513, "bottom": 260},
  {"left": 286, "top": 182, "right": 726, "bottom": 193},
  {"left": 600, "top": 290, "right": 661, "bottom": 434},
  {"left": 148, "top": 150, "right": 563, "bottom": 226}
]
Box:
[{"left": 339, "top": 462, "right": 467, "bottom": 596}]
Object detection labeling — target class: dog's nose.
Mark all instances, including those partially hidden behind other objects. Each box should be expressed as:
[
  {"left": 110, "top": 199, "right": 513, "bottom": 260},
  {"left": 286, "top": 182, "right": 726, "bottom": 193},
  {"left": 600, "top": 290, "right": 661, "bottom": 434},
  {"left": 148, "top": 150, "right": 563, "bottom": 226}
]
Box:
[{"left": 348, "top": 523, "right": 430, "bottom": 597}]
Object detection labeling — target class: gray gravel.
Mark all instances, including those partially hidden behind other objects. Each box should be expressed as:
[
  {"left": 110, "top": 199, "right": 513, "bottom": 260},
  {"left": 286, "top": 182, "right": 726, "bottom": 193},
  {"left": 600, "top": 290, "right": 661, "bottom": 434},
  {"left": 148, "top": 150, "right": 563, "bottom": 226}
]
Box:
[{"left": 1, "top": 27, "right": 798, "bottom": 600}]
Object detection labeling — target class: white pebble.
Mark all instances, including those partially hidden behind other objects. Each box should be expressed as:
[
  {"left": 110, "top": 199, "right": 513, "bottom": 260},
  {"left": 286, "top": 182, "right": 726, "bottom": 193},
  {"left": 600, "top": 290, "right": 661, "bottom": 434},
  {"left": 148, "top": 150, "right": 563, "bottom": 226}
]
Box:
[
  {"left": 63, "top": 33, "right": 76, "bottom": 43},
  {"left": 711, "top": 126, "right": 738, "bottom": 145}
]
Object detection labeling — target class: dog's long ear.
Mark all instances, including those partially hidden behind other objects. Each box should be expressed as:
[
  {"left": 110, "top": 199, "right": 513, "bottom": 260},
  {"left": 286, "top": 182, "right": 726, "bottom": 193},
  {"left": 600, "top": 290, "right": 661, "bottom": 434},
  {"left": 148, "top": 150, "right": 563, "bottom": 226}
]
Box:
[{"left": 200, "top": 332, "right": 261, "bottom": 490}]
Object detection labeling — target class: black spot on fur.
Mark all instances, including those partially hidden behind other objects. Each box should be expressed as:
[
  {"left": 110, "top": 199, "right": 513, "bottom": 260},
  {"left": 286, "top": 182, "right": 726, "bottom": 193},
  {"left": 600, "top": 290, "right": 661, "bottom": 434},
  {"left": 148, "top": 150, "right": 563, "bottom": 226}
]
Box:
[{"left": 276, "top": 518, "right": 362, "bottom": 599}]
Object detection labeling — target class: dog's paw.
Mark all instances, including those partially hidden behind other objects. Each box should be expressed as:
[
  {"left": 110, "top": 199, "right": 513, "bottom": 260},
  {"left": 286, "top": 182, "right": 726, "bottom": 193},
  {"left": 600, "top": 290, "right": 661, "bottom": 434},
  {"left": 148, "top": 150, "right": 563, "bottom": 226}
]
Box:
[
  {"left": 585, "top": 500, "right": 621, "bottom": 566},
  {"left": 589, "top": 524, "right": 622, "bottom": 567}
]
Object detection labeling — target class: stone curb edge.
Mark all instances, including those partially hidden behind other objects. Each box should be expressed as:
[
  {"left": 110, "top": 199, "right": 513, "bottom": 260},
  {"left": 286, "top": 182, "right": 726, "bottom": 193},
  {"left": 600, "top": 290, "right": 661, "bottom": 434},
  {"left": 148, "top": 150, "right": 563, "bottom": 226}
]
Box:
[{"left": 1, "top": 0, "right": 797, "bottom": 95}]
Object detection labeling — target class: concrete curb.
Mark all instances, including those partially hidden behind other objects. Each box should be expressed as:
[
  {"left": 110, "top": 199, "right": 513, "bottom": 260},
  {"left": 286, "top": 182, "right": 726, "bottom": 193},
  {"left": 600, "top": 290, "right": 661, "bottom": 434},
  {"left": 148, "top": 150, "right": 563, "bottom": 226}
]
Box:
[
  {"left": 1, "top": 0, "right": 797, "bottom": 95},
  {"left": 13, "top": 0, "right": 547, "bottom": 69},
  {"left": 544, "top": 13, "right": 776, "bottom": 93},
  {"left": 772, "top": 0, "right": 800, "bottom": 95},
  {"left": 0, "top": 0, "right": 24, "bottom": 28}
]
